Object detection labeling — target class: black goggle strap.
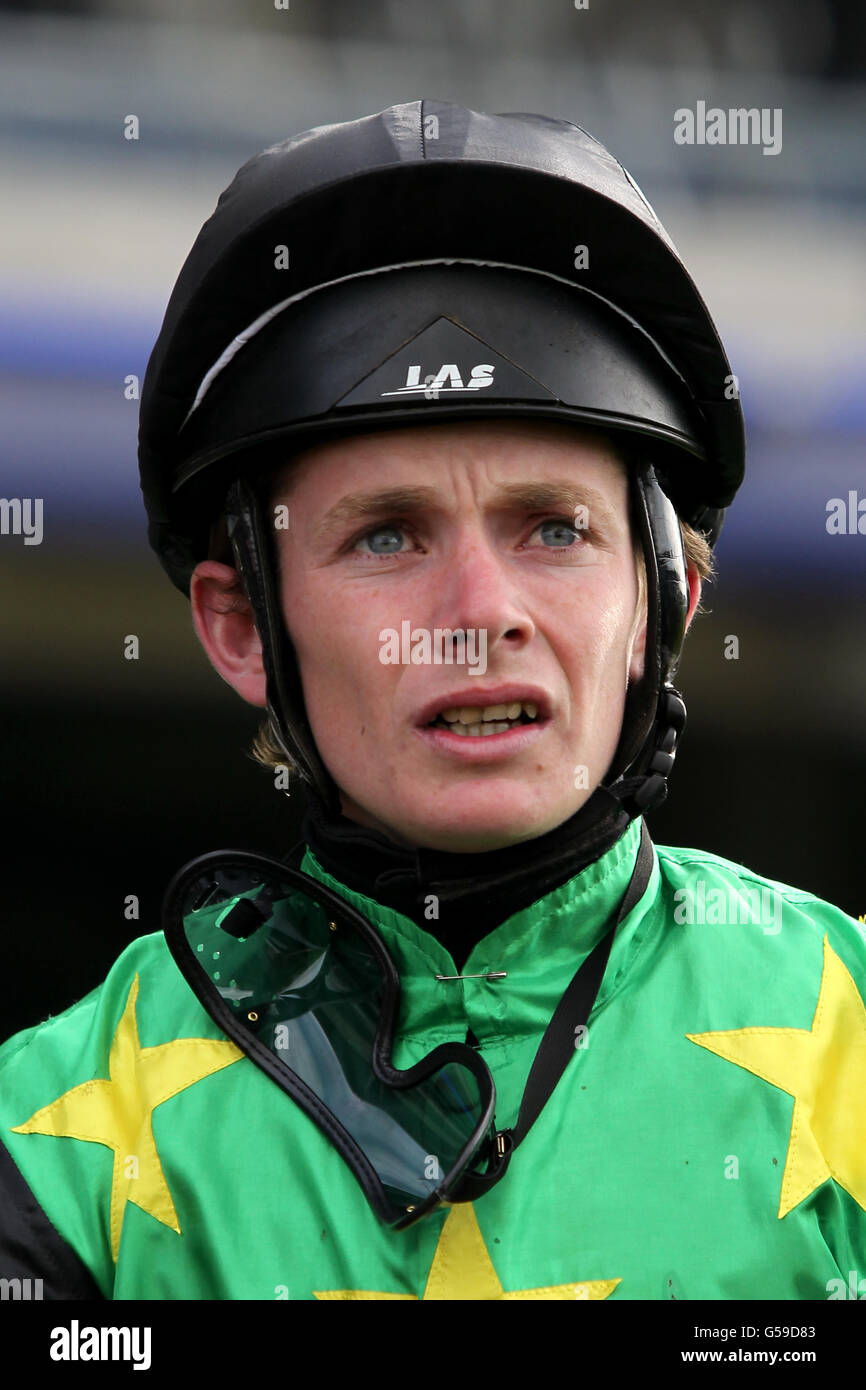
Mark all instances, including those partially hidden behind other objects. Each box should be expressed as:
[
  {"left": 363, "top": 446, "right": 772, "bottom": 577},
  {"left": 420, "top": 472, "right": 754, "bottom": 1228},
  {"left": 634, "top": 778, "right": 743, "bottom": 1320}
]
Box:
[{"left": 453, "top": 819, "right": 654, "bottom": 1203}]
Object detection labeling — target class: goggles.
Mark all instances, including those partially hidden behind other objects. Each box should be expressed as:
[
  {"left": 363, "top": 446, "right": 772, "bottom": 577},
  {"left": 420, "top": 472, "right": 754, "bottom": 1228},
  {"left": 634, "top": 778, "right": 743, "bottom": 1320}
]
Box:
[
  {"left": 162, "top": 850, "right": 509, "bottom": 1229},
  {"left": 162, "top": 823, "right": 652, "bottom": 1229}
]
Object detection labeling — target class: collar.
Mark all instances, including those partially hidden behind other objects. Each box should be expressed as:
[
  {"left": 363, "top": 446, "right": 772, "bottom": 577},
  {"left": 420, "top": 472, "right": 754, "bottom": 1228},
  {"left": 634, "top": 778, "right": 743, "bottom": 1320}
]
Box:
[
  {"left": 300, "top": 786, "right": 634, "bottom": 966},
  {"left": 299, "top": 815, "right": 655, "bottom": 1056}
]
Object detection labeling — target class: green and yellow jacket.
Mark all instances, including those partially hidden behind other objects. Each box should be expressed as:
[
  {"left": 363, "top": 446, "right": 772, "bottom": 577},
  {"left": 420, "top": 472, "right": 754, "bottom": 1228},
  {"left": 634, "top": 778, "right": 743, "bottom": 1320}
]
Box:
[{"left": 1, "top": 817, "right": 864, "bottom": 1300}]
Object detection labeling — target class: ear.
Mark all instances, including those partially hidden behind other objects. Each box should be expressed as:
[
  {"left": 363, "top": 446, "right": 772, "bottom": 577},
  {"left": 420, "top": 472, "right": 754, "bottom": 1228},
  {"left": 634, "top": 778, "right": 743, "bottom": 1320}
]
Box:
[
  {"left": 189, "top": 560, "right": 268, "bottom": 708},
  {"left": 628, "top": 560, "right": 702, "bottom": 684},
  {"left": 684, "top": 559, "right": 702, "bottom": 633}
]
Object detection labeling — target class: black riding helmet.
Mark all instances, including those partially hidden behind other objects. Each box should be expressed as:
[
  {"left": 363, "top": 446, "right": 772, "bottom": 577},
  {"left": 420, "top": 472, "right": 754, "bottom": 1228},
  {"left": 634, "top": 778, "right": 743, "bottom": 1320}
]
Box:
[{"left": 138, "top": 99, "right": 745, "bottom": 821}]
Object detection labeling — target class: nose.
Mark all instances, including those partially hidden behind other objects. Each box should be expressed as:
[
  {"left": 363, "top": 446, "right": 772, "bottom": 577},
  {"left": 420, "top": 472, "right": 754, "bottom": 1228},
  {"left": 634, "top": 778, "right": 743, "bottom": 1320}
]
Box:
[{"left": 432, "top": 523, "right": 536, "bottom": 656}]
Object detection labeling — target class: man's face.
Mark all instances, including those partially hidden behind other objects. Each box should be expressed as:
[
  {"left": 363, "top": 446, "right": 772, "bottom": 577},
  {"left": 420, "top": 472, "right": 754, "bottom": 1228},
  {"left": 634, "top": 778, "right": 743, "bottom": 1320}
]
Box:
[{"left": 271, "top": 419, "right": 647, "bottom": 852}]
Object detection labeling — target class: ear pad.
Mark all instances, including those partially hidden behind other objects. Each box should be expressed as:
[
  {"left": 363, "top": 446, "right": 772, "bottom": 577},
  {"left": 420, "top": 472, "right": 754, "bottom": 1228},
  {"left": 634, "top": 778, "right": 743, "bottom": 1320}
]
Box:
[{"left": 605, "top": 463, "right": 690, "bottom": 784}]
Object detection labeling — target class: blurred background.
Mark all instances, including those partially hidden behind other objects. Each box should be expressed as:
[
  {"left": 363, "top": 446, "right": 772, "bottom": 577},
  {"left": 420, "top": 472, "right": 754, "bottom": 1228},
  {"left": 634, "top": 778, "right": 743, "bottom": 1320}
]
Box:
[{"left": 1, "top": 0, "right": 864, "bottom": 1039}]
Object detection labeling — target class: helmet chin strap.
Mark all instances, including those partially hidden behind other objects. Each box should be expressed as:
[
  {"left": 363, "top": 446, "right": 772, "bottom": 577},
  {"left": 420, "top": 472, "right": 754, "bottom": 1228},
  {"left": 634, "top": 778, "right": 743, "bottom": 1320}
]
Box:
[
  {"left": 225, "top": 476, "right": 340, "bottom": 813},
  {"left": 224, "top": 461, "right": 689, "bottom": 833},
  {"left": 602, "top": 461, "right": 690, "bottom": 816}
]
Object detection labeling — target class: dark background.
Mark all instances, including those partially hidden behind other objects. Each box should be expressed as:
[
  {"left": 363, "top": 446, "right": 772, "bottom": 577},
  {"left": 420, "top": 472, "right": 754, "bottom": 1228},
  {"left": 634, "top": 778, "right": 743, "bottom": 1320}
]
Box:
[{"left": 1, "top": 0, "right": 864, "bottom": 1041}]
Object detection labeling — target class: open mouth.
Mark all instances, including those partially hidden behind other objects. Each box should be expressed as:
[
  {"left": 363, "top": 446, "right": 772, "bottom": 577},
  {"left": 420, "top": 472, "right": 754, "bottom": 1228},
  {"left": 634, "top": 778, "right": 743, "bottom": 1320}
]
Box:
[{"left": 426, "top": 700, "right": 540, "bottom": 738}]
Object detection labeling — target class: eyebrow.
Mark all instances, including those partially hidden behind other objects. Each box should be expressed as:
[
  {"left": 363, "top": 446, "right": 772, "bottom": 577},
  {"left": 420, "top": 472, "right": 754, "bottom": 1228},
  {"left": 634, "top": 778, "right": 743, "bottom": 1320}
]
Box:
[{"left": 312, "top": 479, "right": 622, "bottom": 540}]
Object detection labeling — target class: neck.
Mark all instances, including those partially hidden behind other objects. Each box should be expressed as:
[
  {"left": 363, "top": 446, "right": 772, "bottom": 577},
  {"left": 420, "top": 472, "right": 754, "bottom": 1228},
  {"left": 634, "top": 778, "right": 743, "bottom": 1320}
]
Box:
[{"left": 300, "top": 787, "right": 633, "bottom": 970}]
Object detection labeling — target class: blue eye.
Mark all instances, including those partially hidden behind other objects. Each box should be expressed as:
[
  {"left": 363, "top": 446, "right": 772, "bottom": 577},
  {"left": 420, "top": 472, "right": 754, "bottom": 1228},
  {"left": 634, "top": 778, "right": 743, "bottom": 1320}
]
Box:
[
  {"left": 357, "top": 524, "right": 407, "bottom": 554},
  {"left": 536, "top": 519, "right": 580, "bottom": 547}
]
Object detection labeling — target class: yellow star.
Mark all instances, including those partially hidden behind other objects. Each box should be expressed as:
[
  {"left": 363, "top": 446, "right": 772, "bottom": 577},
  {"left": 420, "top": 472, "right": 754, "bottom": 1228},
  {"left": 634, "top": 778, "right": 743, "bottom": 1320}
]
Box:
[
  {"left": 11, "top": 974, "right": 243, "bottom": 1260},
  {"left": 687, "top": 934, "right": 866, "bottom": 1218},
  {"left": 314, "top": 1202, "right": 621, "bottom": 1300}
]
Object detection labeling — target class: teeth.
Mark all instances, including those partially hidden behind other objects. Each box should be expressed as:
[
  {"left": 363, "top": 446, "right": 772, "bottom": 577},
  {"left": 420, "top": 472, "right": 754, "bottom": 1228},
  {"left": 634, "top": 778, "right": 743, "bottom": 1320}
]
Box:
[
  {"left": 437, "top": 700, "right": 540, "bottom": 726},
  {"left": 432, "top": 700, "right": 542, "bottom": 737},
  {"left": 445, "top": 718, "right": 522, "bottom": 737}
]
